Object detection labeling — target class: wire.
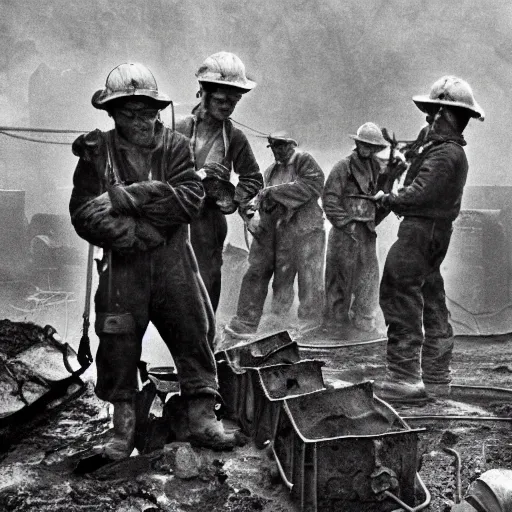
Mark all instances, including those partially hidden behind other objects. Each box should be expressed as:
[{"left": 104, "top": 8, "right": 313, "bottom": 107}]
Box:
[
  {"left": 0, "top": 131, "right": 73, "bottom": 145},
  {"left": 230, "top": 118, "right": 269, "bottom": 136},
  {"left": 0, "top": 126, "right": 87, "bottom": 133}
]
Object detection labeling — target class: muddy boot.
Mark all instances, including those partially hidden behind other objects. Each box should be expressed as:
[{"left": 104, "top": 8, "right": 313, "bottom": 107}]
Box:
[
  {"left": 422, "top": 336, "right": 454, "bottom": 397},
  {"left": 374, "top": 338, "right": 429, "bottom": 404},
  {"left": 103, "top": 399, "right": 136, "bottom": 460},
  {"left": 170, "top": 394, "right": 244, "bottom": 451}
]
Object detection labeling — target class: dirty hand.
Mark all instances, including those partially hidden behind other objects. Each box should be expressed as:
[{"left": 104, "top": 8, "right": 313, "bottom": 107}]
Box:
[{"left": 370, "top": 190, "right": 386, "bottom": 202}]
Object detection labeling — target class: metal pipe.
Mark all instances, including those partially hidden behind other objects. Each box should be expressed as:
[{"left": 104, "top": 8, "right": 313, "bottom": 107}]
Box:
[
  {"left": 403, "top": 415, "right": 512, "bottom": 422},
  {"left": 385, "top": 472, "right": 431, "bottom": 512},
  {"left": 270, "top": 443, "right": 294, "bottom": 490},
  {"left": 443, "top": 447, "right": 462, "bottom": 504},
  {"left": 298, "top": 337, "right": 386, "bottom": 349}
]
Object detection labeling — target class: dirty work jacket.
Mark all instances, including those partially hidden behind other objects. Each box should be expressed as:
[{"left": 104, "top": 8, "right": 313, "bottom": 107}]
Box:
[
  {"left": 69, "top": 123, "right": 204, "bottom": 249},
  {"left": 69, "top": 123, "right": 218, "bottom": 403},
  {"left": 175, "top": 112, "right": 263, "bottom": 209},
  {"left": 385, "top": 133, "right": 468, "bottom": 222},
  {"left": 322, "top": 151, "right": 381, "bottom": 233},
  {"left": 262, "top": 149, "right": 325, "bottom": 234}
]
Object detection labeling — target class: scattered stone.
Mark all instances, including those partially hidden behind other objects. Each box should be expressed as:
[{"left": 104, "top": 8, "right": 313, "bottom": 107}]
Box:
[{"left": 163, "top": 442, "right": 200, "bottom": 479}]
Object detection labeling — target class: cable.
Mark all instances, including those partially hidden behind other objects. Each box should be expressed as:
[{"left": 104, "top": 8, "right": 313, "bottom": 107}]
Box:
[
  {"left": 0, "top": 126, "right": 87, "bottom": 133},
  {"left": 230, "top": 118, "right": 269, "bottom": 136},
  {"left": 0, "top": 131, "right": 73, "bottom": 145}
]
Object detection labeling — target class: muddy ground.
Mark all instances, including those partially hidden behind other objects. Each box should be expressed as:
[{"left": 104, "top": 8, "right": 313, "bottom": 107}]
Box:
[{"left": 1, "top": 313, "right": 512, "bottom": 511}]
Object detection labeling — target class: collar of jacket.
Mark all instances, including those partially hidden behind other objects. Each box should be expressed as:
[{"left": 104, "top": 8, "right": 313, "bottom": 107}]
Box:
[
  {"left": 348, "top": 151, "right": 379, "bottom": 194},
  {"left": 427, "top": 130, "right": 466, "bottom": 147},
  {"left": 265, "top": 148, "right": 300, "bottom": 182}
]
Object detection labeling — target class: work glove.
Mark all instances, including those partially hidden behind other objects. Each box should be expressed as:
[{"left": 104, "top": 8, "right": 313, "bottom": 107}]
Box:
[
  {"left": 257, "top": 188, "right": 278, "bottom": 214},
  {"left": 108, "top": 183, "right": 141, "bottom": 216}
]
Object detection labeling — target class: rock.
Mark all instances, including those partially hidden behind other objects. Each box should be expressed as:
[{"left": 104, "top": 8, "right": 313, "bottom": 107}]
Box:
[
  {"left": 115, "top": 496, "right": 159, "bottom": 511},
  {"left": 163, "top": 442, "right": 200, "bottom": 479}
]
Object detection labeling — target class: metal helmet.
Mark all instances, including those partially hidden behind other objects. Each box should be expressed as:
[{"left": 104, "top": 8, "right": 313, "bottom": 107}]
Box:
[
  {"left": 196, "top": 52, "right": 256, "bottom": 92},
  {"left": 465, "top": 469, "right": 512, "bottom": 511},
  {"left": 413, "top": 75, "right": 485, "bottom": 121},
  {"left": 349, "top": 122, "right": 390, "bottom": 147},
  {"left": 267, "top": 131, "right": 298, "bottom": 147},
  {"left": 92, "top": 63, "right": 171, "bottom": 110}
]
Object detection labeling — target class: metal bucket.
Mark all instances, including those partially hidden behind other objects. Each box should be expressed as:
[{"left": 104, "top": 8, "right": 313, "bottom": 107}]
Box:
[{"left": 272, "top": 382, "right": 424, "bottom": 512}]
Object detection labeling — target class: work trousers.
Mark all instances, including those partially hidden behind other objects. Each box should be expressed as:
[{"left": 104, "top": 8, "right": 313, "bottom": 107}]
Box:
[
  {"left": 190, "top": 206, "right": 228, "bottom": 313},
  {"left": 324, "top": 223, "right": 379, "bottom": 331},
  {"left": 233, "top": 221, "right": 325, "bottom": 329},
  {"left": 379, "top": 217, "right": 454, "bottom": 383},
  {"left": 94, "top": 230, "right": 217, "bottom": 403}
]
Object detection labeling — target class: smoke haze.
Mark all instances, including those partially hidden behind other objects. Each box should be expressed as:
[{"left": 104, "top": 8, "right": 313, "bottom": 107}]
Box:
[{"left": 0, "top": 0, "right": 509, "bottom": 357}]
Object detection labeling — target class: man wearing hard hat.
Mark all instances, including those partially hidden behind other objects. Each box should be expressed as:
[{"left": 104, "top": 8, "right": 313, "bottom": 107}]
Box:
[
  {"left": 322, "top": 122, "right": 390, "bottom": 338},
  {"left": 226, "top": 132, "right": 325, "bottom": 336},
  {"left": 69, "top": 63, "right": 240, "bottom": 459},
  {"left": 373, "top": 76, "right": 485, "bottom": 403},
  {"left": 175, "top": 52, "right": 263, "bottom": 314}
]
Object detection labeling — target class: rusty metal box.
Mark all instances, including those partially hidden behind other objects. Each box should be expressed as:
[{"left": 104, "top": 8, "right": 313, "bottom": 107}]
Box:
[
  {"left": 217, "top": 330, "right": 301, "bottom": 422},
  {"left": 272, "top": 381, "right": 424, "bottom": 512}
]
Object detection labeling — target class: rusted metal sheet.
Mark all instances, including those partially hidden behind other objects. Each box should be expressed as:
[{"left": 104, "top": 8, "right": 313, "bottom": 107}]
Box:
[
  {"left": 223, "top": 330, "right": 301, "bottom": 368},
  {"left": 0, "top": 320, "right": 84, "bottom": 430},
  {"left": 272, "top": 382, "right": 424, "bottom": 512},
  {"left": 217, "top": 330, "right": 301, "bottom": 423}
]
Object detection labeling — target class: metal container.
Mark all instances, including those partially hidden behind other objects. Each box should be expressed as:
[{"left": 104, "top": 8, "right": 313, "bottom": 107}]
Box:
[
  {"left": 272, "top": 382, "right": 424, "bottom": 512},
  {"left": 238, "top": 359, "right": 325, "bottom": 448},
  {"left": 217, "top": 330, "right": 301, "bottom": 423}
]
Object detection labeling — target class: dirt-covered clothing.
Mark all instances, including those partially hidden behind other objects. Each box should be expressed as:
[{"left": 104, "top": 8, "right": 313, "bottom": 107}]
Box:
[
  {"left": 69, "top": 123, "right": 218, "bottom": 402},
  {"left": 231, "top": 149, "right": 325, "bottom": 330},
  {"left": 380, "top": 132, "right": 467, "bottom": 383},
  {"left": 323, "top": 150, "right": 381, "bottom": 233},
  {"left": 322, "top": 151, "right": 381, "bottom": 329},
  {"left": 175, "top": 109, "right": 263, "bottom": 311},
  {"left": 384, "top": 134, "right": 468, "bottom": 221},
  {"left": 324, "top": 224, "right": 379, "bottom": 330}
]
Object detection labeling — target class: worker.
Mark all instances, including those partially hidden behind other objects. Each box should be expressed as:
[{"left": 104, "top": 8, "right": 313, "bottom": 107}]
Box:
[
  {"left": 322, "top": 122, "right": 389, "bottom": 338},
  {"left": 69, "top": 63, "right": 239, "bottom": 459},
  {"left": 373, "top": 76, "right": 485, "bottom": 402},
  {"left": 175, "top": 52, "right": 263, "bottom": 313},
  {"left": 226, "top": 132, "right": 325, "bottom": 336}
]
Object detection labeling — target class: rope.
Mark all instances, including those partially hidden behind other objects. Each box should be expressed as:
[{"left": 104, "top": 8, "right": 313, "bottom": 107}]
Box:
[
  {"left": 0, "top": 126, "right": 87, "bottom": 133},
  {"left": 0, "top": 125, "right": 88, "bottom": 146},
  {"left": 230, "top": 118, "right": 269, "bottom": 136},
  {"left": 0, "top": 131, "right": 73, "bottom": 145}
]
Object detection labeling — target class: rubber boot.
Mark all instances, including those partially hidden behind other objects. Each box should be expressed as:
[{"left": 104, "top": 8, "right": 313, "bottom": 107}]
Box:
[
  {"left": 422, "top": 336, "right": 454, "bottom": 397},
  {"left": 374, "top": 338, "right": 429, "bottom": 404},
  {"left": 169, "top": 394, "right": 243, "bottom": 451},
  {"left": 103, "top": 400, "right": 136, "bottom": 460}
]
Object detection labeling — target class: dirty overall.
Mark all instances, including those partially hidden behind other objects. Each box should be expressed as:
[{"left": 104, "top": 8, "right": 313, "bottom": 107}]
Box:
[
  {"left": 380, "top": 216, "right": 454, "bottom": 383},
  {"left": 70, "top": 127, "right": 218, "bottom": 404}
]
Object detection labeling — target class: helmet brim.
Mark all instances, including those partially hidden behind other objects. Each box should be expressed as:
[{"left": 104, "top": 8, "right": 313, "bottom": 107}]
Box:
[
  {"left": 349, "top": 134, "right": 390, "bottom": 147},
  {"left": 92, "top": 88, "right": 172, "bottom": 110},
  {"left": 412, "top": 95, "right": 485, "bottom": 121},
  {"left": 198, "top": 78, "right": 256, "bottom": 93}
]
